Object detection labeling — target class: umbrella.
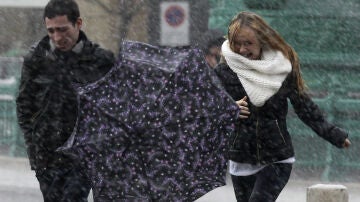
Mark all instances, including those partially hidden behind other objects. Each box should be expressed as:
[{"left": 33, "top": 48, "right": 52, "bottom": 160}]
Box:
[{"left": 60, "top": 41, "right": 240, "bottom": 201}]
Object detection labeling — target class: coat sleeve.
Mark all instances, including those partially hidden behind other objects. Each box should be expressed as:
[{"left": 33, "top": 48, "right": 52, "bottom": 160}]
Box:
[
  {"left": 288, "top": 73, "right": 348, "bottom": 148},
  {"left": 15, "top": 55, "right": 42, "bottom": 163}
]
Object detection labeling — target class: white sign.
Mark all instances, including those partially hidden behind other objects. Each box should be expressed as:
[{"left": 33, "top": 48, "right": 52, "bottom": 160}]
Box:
[{"left": 160, "top": 2, "right": 189, "bottom": 46}]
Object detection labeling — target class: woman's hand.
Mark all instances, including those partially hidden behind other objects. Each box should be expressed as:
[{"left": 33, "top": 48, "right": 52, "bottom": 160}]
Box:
[
  {"left": 236, "top": 96, "right": 250, "bottom": 119},
  {"left": 343, "top": 138, "right": 351, "bottom": 148}
]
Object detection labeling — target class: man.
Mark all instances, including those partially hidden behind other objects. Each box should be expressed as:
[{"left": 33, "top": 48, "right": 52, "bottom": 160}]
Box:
[
  {"left": 204, "top": 36, "right": 225, "bottom": 68},
  {"left": 200, "top": 29, "right": 226, "bottom": 68},
  {"left": 16, "top": 0, "right": 115, "bottom": 201}
]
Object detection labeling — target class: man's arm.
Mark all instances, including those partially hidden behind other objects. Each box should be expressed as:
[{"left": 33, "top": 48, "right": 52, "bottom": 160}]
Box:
[{"left": 16, "top": 58, "right": 42, "bottom": 140}]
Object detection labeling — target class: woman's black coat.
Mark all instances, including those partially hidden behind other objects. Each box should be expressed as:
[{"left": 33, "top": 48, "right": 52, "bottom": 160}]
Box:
[{"left": 214, "top": 63, "right": 348, "bottom": 165}]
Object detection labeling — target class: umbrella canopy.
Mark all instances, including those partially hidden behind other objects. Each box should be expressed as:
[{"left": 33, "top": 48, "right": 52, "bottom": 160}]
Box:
[{"left": 60, "top": 41, "right": 240, "bottom": 201}]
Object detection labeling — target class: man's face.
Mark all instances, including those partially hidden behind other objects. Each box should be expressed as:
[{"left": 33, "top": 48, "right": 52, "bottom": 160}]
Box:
[
  {"left": 45, "top": 15, "right": 82, "bottom": 52},
  {"left": 205, "top": 46, "right": 221, "bottom": 68}
]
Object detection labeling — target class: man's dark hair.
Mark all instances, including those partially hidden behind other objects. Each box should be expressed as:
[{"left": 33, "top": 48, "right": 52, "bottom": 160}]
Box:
[
  {"left": 43, "top": 0, "right": 80, "bottom": 25},
  {"left": 199, "top": 29, "right": 226, "bottom": 54},
  {"left": 205, "top": 36, "right": 226, "bottom": 54}
]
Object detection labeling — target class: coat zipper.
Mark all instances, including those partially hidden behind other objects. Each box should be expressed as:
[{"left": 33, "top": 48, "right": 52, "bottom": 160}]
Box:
[
  {"left": 30, "top": 89, "right": 52, "bottom": 130},
  {"left": 256, "top": 110, "right": 260, "bottom": 162},
  {"left": 30, "top": 110, "right": 42, "bottom": 123},
  {"left": 231, "top": 132, "right": 239, "bottom": 149},
  {"left": 275, "top": 119, "right": 286, "bottom": 144}
]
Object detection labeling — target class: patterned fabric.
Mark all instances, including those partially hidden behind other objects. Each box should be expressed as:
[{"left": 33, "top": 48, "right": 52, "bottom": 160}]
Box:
[{"left": 60, "top": 41, "right": 240, "bottom": 201}]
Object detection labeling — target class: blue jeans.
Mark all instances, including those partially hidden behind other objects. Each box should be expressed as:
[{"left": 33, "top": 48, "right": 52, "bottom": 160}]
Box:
[
  {"left": 231, "top": 163, "right": 292, "bottom": 202},
  {"left": 36, "top": 166, "right": 91, "bottom": 202}
]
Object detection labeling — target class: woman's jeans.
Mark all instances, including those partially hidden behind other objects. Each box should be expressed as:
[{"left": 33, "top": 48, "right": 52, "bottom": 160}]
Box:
[{"left": 231, "top": 163, "right": 292, "bottom": 202}]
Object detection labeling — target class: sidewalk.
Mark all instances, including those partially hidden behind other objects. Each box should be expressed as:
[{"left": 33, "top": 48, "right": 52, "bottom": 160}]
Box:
[
  {"left": 196, "top": 177, "right": 360, "bottom": 202},
  {"left": 1, "top": 155, "right": 359, "bottom": 202}
]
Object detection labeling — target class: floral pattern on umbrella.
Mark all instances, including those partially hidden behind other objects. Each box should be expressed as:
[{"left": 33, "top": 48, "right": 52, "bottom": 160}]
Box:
[{"left": 60, "top": 41, "right": 240, "bottom": 201}]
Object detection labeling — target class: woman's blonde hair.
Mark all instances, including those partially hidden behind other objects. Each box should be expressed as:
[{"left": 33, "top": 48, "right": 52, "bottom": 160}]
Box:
[{"left": 227, "top": 11, "right": 306, "bottom": 93}]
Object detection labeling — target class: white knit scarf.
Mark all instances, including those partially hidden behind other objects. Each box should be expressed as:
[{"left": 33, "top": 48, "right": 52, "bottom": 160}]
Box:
[{"left": 221, "top": 40, "right": 292, "bottom": 106}]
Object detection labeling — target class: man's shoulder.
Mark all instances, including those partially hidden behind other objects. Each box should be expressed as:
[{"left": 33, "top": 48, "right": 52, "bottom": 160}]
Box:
[
  {"left": 24, "top": 36, "right": 50, "bottom": 61},
  {"left": 24, "top": 41, "right": 40, "bottom": 57},
  {"left": 83, "top": 39, "right": 113, "bottom": 56},
  {"left": 214, "top": 63, "right": 240, "bottom": 84},
  {"left": 79, "top": 31, "right": 114, "bottom": 59},
  {"left": 214, "top": 63, "right": 231, "bottom": 74},
  {"left": 23, "top": 43, "right": 39, "bottom": 63}
]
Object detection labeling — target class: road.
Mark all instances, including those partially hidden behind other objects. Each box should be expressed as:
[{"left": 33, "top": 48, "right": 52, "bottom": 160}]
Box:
[{"left": 1, "top": 156, "right": 359, "bottom": 202}]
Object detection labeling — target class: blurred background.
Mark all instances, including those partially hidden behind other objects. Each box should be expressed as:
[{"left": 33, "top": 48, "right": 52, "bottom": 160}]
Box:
[{"left": 0, "top": 0, "right": 359, "bottom": 201}]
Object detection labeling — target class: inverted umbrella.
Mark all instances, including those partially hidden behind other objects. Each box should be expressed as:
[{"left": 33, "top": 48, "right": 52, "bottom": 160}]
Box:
[{"left": 60, "top": 41, "right": 240, "bottom": 201}]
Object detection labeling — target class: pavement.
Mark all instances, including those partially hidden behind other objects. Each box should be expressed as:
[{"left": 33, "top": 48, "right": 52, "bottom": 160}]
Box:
[{"left": 1, "top": 155, "right": 359, "bottom": 202}]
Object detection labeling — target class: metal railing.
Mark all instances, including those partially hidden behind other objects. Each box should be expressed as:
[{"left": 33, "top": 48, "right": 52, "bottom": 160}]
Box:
[{"left": 0, "top": 57, "right": 24, "bottom": 157}]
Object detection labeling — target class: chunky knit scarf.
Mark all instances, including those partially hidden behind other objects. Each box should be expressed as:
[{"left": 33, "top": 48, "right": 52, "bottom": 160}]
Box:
[{"left": 221, "top": 40, "right": 292, "bottom": 106}]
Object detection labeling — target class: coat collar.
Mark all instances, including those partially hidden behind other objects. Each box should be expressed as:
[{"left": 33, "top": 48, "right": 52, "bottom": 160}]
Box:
[{"left": 31, "top": 30, "right": 90, "bottom": 59}]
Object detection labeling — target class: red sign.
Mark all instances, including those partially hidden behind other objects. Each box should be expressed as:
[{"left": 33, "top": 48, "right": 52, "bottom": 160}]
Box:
[{"left": 164, "top": 5, "right": 185, "bottom": 27}]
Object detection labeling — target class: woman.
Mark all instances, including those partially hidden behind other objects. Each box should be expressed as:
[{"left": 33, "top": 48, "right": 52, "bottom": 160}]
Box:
[{"left": 214, "top": 11, "right": 351, "bottom": 202}]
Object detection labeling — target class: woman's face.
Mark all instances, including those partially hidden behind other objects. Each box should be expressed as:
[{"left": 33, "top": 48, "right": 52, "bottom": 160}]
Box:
[{"left": 231, "top": 26, "right": 262, "bottom": 60}]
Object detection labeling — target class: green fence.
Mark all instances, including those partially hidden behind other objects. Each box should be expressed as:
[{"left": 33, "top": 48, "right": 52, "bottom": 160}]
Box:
[{"left": 0, "top": 57, "right": 25, "bottom": 157}]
